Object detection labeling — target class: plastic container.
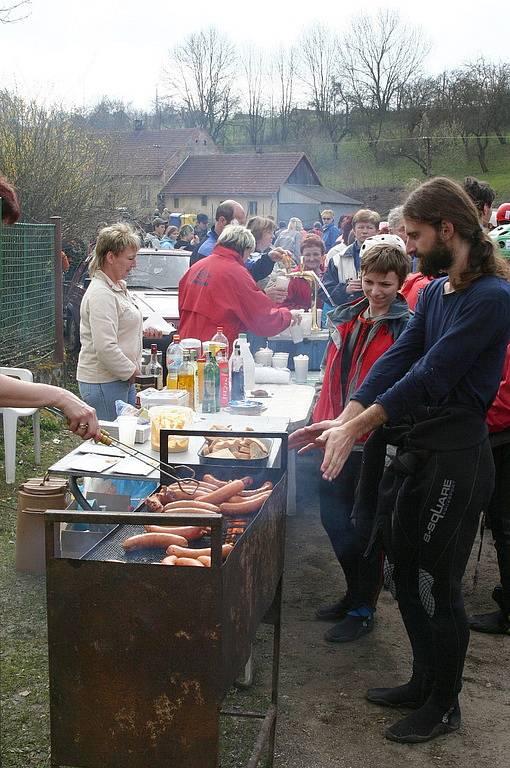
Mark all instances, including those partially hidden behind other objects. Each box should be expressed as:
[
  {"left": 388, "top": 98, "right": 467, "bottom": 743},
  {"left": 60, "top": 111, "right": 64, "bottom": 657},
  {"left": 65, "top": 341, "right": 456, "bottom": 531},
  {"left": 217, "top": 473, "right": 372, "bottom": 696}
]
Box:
[
  {"left": 272, "top": 352, "right": 289, "bottom": 368},
  {"left": 254, "top": 347, "right": 273, "bottom": 366},
  {"left": 149, "top": 405, "right": 194, "bottom": 452},
  {"left": 139, "top": 388, "right": 189, "bottom": 409},
  {"left": 293, "top": 354, "right": 309, "bottom": 383}
]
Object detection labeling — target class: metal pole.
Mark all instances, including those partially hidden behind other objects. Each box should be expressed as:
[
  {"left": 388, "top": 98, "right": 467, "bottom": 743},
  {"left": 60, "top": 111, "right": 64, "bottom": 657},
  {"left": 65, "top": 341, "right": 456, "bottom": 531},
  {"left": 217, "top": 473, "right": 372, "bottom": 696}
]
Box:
[{"left": 51, "top": 216, "right": 64, "bottom": 364}]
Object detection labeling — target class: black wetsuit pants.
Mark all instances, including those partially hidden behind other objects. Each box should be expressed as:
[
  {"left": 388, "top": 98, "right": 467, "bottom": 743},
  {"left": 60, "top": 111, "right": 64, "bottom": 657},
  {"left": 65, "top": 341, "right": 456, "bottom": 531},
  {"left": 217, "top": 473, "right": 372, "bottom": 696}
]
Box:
[{"left": 387, "top": 439, "right": 494, "bottom": 703}]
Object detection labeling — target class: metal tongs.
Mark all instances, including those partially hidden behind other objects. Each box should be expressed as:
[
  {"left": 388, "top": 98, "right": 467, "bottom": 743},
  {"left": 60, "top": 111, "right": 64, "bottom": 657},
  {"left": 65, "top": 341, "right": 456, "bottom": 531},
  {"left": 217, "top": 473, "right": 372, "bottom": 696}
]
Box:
[{"left": 45, "top": 407, "right": 199, "bottom": 493}]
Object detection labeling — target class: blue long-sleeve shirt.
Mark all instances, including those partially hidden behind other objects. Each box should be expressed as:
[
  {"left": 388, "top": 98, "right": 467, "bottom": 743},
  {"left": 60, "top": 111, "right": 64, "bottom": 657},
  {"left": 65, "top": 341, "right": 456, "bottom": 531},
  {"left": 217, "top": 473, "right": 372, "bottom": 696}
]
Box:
[
  {"left": 353, "top": 275, "right": 510, "bottom": 422},
  {"left": 322, "top": 223, "right": 341, "bottom": 252}
]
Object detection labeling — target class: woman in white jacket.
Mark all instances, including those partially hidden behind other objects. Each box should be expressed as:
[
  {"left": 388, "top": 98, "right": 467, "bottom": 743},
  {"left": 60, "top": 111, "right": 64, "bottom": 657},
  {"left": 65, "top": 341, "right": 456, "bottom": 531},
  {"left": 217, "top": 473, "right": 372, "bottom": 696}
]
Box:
[{"left": 77, "top": 223, "right": 144, "bottom": 420}]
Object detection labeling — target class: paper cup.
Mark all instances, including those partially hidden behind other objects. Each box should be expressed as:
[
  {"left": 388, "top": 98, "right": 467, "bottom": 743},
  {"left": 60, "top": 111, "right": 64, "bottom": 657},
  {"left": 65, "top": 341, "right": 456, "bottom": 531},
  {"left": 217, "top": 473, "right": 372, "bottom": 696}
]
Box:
[
  {"left": 117, "top": 415, "right": 138, "bottom": 447},
  {"left": 293, "top": 354, "right": 309, "bottom": 384}
]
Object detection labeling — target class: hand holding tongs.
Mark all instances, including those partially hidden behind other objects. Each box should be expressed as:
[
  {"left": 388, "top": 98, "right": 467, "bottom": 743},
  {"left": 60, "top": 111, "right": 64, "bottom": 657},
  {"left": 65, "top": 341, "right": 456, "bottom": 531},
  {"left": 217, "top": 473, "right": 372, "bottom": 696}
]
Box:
[{"left": 45, "top": 407, "right": 198, "bottom": 492}]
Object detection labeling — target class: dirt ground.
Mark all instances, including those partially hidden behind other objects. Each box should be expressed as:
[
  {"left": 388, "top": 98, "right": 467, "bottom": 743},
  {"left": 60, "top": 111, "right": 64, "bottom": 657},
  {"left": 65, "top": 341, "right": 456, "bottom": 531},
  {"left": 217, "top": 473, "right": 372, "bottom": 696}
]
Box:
[{"left": 261, "top": 451, "right": 510, "bottom": 768}]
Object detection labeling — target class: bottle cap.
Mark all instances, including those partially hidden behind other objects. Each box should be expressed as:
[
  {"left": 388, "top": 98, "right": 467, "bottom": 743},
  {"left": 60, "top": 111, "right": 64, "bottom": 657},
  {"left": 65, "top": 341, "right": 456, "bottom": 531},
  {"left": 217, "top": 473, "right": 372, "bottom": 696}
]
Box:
[{"left": 173, "top": 334, "right": 180, "bottom": 342}]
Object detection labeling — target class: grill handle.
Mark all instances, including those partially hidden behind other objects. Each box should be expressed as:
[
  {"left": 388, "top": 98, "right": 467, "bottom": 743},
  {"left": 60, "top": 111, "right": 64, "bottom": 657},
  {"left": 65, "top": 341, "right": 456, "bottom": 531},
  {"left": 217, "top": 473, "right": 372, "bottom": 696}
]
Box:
[{"left": 43, "top": 509, "right": 224, "bottom": 568}]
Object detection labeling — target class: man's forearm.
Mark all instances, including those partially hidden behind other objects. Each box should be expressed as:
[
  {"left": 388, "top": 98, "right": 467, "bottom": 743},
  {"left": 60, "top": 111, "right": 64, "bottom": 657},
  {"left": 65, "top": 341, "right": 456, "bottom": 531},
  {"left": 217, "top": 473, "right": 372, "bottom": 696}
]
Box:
[
  {"left": 334, "top": 399, "right": 366, "bottom": 425},
  {"left": 0, "top": 375, "right": 65, "bottom": 408},
  {"left": 342, "top": 402, "right": 388, "bottom": 440}
]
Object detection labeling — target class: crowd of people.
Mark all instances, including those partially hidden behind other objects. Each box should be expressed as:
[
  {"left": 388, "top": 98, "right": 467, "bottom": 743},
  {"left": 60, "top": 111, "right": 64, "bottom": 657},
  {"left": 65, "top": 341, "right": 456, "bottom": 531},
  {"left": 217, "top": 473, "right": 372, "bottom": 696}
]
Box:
[{"left": 2, "top": 170, "right": 510, "bottom": 748}]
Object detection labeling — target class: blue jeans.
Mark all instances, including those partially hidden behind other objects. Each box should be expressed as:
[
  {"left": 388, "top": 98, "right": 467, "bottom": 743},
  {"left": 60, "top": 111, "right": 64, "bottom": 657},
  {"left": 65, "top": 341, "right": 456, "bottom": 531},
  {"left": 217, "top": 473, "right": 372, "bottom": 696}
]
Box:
[{"left": 78, "top": 381, "right": 136, "bottom": 421}]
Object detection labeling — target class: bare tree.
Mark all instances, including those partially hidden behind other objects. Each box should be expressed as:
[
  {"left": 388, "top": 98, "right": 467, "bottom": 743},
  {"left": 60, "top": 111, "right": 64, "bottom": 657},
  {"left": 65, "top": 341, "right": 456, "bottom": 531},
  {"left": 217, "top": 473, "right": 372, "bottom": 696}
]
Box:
[
  {"left": 241, "top": 46, "right": 267, "bottom": 150},
  {"left": 299, "top": 24, "right": 350, "bottom": 160},
  {"left": 165, "top": 28, "right": 239, "bottom": 142},
  {"left": 271, "top": 48, "right": 297, "bottom": 144},
  {"left": 0, "top": 0, "right": 30, "bottom": 22},
  {"left": 445, "top": 58, "right": 510, "bottom": 171},
  {"left": 342, "top": 9, "right": 429, "bottom": 155},
  {"left": 0, "top": 90, "right": 133, "bottom": 238}
]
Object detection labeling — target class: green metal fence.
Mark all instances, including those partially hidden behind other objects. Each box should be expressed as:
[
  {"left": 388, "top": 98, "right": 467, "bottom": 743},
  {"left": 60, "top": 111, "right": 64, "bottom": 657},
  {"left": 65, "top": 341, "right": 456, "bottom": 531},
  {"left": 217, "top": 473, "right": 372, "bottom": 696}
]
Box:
[{"left": 0, "top": 219, "right": 57, "bottom": 368}]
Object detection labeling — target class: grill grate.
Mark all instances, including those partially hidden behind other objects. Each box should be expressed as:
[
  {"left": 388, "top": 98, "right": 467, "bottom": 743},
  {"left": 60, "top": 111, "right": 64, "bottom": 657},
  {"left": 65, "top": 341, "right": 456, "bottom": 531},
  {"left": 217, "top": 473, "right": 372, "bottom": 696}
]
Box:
[{"left": 80, "top": 517, "right": 254, "bottom": 564}]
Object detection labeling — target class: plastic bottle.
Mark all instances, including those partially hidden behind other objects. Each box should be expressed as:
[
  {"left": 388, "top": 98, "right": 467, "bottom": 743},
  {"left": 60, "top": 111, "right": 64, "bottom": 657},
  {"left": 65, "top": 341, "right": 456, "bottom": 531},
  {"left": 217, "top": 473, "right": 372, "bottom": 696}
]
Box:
[
  {"left": 238, "top": 335, "right": 255, "bottom": 393},
  {"left": 177, "top": 350, "right": 195, "bottom": 409},
  {"left": 218, "top": 351, "right": 230, "bottom": 407},
  {"left": 166, "top": 334, "right": 183, "bottom": 389},
  {"left": 202, "top": 351, "right": 219, "bottom": 413},
  {"left": 230, "top": 346, "right": 245, "bottom": 401},
  {"left": 211, "top": 326, "right": 229, "bottom": 359}
]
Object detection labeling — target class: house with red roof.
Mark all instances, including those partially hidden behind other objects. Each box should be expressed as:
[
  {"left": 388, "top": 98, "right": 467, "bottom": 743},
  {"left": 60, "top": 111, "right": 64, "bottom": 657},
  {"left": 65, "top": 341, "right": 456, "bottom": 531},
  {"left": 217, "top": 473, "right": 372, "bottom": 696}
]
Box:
[{"left": 158, "top": 152, "right": 361, "bottom": 227}]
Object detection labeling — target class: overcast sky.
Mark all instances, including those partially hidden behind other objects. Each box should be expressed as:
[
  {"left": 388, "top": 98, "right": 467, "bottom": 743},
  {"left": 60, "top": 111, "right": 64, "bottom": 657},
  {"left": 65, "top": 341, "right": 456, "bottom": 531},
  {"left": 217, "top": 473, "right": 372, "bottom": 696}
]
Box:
[{"left": 1, "top": 0, "right": 507, "bottom": 110}]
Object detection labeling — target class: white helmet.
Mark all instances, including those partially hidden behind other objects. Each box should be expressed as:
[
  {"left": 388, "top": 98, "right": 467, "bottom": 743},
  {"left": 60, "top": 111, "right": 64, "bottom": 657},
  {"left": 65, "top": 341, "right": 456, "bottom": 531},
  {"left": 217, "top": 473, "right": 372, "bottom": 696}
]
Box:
[{"left": 360, "top": 233, "right": 407, "bottom": 258}]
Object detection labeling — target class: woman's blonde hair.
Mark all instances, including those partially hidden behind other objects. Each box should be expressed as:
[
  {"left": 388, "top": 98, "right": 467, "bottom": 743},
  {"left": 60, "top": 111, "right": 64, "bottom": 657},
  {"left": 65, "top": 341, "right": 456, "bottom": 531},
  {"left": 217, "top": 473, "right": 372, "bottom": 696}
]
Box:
[
  {"left": 246, "top": 216, "right": 275, "bottom": 245},
  {"left": 217, "top": 225, "right": 256, "bottom": 255},
  {"left": 89, "top": 223, "right": 140, "bottom": 276},
  {"left": 287, "top": 217, "right": 303, "bottom": 231}
]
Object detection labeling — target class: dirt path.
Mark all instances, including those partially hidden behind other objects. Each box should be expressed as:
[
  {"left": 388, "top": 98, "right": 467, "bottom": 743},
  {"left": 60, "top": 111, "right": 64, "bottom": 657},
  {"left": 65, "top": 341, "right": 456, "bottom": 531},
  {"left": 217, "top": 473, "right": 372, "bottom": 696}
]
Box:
[{"left": 265, "top": 452, "right": 510, "bottom": 768}]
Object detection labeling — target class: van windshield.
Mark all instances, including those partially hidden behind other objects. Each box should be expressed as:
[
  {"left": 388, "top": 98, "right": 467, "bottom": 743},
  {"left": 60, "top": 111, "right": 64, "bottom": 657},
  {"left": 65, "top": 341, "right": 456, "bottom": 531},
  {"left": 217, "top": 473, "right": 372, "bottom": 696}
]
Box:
[{"left": 126, "top": 251, "right": 190, "bottom": 289}]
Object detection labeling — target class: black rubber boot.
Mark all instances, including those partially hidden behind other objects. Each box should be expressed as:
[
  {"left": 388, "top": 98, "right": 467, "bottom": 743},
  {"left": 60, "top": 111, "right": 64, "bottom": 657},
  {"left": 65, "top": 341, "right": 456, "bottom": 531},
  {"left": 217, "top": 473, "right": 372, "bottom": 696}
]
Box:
[
  {"left": 366, "top": 669, "right": 434, "bottom": 710},
  {"left": 315, "top": 595, "right": 353, "bottom": 622},
  {"left": 385, "top": 698, "right": 461, "bottom": 744},
  {"left": 469, "top": 585, "right": 510, "bottom": 635},
  {"left": 469, "top": 609, "right": 510, "bottom": 635},
  {"left": 324, "top": 612, "right": 374, "bottom": 643}
]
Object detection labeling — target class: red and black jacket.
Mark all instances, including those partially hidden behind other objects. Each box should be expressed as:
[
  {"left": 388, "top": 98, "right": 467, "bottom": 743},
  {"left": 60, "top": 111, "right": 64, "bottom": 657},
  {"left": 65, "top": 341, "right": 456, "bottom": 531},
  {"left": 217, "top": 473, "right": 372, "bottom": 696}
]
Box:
[{"left": 313, "top": 295, "right": 410, "bottom": 431}]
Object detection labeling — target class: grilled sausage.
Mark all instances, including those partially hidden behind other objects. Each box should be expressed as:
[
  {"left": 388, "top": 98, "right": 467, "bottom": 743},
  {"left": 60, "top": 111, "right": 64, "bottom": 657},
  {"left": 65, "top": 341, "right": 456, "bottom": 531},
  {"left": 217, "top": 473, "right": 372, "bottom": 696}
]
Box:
[
  {"left": 240, "top": 481, "right": 273, "bottom": 497},
  {"left": 166, "top": 543, "right": 233, "bottom": 559},
  {"left": 162, "top": 499, "right": 220, "bottom": 513},
  {"left": 174, "top": 557, "right": 205, "bottom": 567},
  {"left": 197, "top": 556, "right": 211, "bottom": 567},
  {"left": 160, "top": 555, "right": 178, "bottom": 565},
  {"left": 122, "top": 533, "right": 189, "bottom": 550},
  {"left": 198, "top": 480, "right": 248, "bottom": 505},
  {"left": 218, "top": 493, "right": 271, "bottom": 516},
  {"left": 144, "top": 525, "right": 207, "bottom": 539},
  {"left": 146, "top": 494, "right": 164, "bottom": 512}
]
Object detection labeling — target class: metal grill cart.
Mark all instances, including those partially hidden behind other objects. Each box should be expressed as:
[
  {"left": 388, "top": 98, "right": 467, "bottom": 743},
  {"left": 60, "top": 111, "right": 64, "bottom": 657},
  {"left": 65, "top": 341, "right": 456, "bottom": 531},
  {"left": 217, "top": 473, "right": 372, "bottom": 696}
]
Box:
[{"left": 43, "top": 429, "right": 288, "bottom": 768}]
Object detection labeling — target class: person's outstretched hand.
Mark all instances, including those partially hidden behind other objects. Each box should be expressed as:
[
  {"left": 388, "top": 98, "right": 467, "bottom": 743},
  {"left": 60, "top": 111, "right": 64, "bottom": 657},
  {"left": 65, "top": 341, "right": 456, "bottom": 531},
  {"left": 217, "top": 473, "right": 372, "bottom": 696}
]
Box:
[
  {"left": 316, "top": 425, "right": 356, "bottom": 482},
  {"left": 288, "top": 420, "right": 338, "bottom": 453},
  {"left": 55, "top": 390, "right": 100, "bottom": 441}
]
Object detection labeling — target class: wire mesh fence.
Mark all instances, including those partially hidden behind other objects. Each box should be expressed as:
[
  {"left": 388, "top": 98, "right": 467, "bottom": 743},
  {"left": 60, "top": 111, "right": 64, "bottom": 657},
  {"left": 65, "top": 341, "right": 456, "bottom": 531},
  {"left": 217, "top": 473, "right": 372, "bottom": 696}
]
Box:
[{"left": 0, "top": 219, "right": 57, "bottom": 368}]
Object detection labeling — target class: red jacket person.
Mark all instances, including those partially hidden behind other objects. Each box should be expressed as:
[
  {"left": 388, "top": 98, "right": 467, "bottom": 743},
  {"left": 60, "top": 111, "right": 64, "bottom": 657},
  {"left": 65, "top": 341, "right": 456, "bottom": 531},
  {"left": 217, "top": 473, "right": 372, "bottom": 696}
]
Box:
[{"left": 178, "top": 225, "right": 292, "bottom": 350}]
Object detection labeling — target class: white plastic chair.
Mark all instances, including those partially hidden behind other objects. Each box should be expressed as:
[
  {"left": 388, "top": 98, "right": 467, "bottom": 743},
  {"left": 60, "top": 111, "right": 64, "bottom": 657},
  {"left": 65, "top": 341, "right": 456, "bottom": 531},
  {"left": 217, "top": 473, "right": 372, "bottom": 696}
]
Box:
[{"left": 0, "top": 367, "right": 41, "bottom": 484}]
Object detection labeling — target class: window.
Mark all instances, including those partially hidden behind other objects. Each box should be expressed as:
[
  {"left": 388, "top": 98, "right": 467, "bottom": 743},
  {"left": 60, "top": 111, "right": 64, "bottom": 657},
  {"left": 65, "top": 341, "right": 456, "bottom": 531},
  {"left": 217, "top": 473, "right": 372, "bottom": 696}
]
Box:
[
  {"left": 173, "top": 197, "right": 179, "bottom": 208},
  {"left": 201, "top": 195, "right": 208, "bottom": 207},
  {"left": 140, "top": 185, "right": 150, "bottom": 206},
  {"left": 248, "top": 201, "right": 258, "bottom": 215}
]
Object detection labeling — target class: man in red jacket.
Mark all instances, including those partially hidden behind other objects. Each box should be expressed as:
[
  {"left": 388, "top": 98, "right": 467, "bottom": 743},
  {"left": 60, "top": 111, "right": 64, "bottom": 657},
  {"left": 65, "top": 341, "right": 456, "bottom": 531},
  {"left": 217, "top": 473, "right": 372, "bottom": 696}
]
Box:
[{"left": 178, "top": 225, "right": 292, "bottom": 350}]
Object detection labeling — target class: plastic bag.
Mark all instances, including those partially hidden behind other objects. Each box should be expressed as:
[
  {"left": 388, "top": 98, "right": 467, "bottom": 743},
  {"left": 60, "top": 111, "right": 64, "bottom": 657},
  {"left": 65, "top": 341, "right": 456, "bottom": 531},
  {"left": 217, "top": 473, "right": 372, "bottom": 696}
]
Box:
[
  {"left": 142, "top": 311, "right": 175, "bottom": 335},
  {"left": 115, "top": 400, "right": 150, "bottom": 424}
]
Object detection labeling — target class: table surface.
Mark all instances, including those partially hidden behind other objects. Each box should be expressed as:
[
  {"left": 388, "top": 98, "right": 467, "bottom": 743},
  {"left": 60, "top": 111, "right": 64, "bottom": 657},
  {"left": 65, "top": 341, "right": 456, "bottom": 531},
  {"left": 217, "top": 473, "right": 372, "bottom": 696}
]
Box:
[{"left": 48, "top": 381, "right": 317, "bottom": 482}]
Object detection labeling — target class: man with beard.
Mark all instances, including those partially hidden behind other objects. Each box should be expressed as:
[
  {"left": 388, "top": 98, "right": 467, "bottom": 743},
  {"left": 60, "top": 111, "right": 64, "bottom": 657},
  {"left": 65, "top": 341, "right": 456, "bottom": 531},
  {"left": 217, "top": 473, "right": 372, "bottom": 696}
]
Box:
[{"left": 290, "top": 177, "right": 510, "bottom": 744}]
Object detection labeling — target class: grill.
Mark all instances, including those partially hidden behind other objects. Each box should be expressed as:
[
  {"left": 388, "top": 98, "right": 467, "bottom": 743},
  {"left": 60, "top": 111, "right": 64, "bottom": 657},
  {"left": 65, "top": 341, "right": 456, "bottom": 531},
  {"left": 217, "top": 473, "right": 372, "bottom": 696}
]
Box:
[{"left": 44, "top": 429, "right": 288, "bottom": 768}]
